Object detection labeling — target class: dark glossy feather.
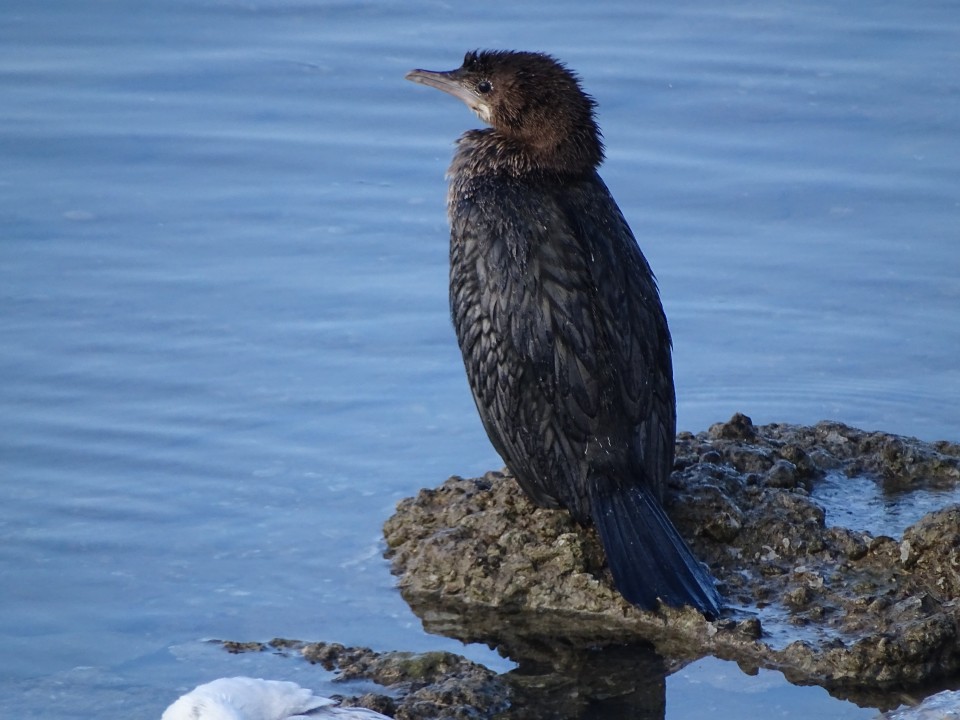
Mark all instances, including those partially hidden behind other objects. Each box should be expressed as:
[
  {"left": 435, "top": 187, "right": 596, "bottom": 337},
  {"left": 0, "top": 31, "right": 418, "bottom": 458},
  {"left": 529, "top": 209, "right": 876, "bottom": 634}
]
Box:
[{"left": 411, "top": 50, "right": 721, "bottom": 615}]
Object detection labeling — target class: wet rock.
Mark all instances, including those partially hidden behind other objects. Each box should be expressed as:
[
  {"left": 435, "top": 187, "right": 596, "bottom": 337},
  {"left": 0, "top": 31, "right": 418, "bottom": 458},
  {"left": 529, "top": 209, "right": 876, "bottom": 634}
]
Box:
[
  {"left": 764, "top": 459, "right": 802, "bottom": 489},
  {"left": 384, "top": 415, "right": 960, "bottom": 696},
  {"left": 219, "top": 638, "right": 510, "bottom": 720},
  {"left": 216, "top": 637, "right": 668, "bottom": 719},
  {"left": 709, "top": 412, "right": 757, "bottom": 441},
  {"left": 899, "top": 506, "right": 960, "bottom": 596}
]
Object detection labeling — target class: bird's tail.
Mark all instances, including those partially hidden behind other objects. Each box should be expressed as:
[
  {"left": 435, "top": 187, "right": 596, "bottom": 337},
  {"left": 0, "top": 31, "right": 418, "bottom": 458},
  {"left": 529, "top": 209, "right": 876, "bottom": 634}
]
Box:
[{"left": 588, "top": 476, "right": 721, "bottom": 617}]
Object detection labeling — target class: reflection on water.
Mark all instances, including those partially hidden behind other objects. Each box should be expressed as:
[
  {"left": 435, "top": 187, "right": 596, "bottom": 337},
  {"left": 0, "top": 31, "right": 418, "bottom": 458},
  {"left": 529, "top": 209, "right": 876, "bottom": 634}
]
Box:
[
  {"left": 1, "top": 0, "right": 957, "bottom": 717},
  {"left": 470, "top": 642, "right": 669, "bottom": 720}
]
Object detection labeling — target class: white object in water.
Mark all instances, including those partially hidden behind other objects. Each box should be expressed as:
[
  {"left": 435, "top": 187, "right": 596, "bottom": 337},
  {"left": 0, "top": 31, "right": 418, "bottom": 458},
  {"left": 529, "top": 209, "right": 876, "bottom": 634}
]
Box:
[
  {"left": 162, "top": 677, "right": 391, "bottom": 720},
  {"left": 881, "top": 689, "right": 960, "bottom": 719}
]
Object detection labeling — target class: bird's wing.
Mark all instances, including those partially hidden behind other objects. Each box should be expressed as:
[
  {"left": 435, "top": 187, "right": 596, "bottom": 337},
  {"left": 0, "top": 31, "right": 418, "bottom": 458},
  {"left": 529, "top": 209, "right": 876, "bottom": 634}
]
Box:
[
  {"left": 450, "top": 172, "right": 675, "bottom": 512},
  {"left": 557, "top": 177, "right": 676, "bottom": 499},
  {"left": 451, "top": 176, "right": 590, "bottom": 509}
]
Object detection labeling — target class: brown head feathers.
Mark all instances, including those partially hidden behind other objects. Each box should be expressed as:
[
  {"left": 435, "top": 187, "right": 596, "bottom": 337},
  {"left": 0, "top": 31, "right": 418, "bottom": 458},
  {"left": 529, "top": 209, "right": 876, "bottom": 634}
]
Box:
[{"left": 407, "top": 50, "right": 605, "bottom": 175}]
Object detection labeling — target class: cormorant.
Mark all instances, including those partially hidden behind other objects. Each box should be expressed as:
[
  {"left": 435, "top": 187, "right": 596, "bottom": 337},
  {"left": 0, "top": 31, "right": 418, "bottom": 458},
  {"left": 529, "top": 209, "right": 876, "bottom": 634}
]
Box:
[{"left": 406, "top": 50, "right": 721, "bottom": 616}]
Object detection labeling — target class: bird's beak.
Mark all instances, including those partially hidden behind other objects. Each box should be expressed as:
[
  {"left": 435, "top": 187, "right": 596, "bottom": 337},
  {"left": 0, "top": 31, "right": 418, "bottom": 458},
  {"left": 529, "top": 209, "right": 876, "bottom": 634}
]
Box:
[{"left": 405, "top": 68, "right": 485, "bottom": 117}]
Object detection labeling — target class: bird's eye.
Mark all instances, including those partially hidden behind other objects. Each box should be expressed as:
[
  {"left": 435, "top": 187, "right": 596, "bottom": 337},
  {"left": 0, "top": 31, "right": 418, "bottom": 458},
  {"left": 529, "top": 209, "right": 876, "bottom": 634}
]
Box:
[{"left": 476, "top": 80, "right": 493, "bottom": 94}]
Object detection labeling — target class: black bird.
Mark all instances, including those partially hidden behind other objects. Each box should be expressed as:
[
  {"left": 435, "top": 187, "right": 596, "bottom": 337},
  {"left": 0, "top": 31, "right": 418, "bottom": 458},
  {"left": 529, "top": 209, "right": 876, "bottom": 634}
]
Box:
[{"left": 406, "top": 50, "right": 721, "bottom": 616}]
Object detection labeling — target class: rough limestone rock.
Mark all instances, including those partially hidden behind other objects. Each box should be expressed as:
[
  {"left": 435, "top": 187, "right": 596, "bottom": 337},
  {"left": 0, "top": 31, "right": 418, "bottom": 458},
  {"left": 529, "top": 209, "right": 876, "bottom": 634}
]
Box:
[
  {"left": 384, "top": 414, "right": 960, "bottom": 697},
  {"left": 220, "top": 638, "right": 510, "bottom": 720}
]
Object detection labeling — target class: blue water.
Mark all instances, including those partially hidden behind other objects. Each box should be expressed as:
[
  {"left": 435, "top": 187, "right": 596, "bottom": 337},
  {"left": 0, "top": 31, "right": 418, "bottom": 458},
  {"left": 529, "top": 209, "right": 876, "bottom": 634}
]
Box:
[{"left": 2, "top": 1, "right": 958, "bottom": 717}]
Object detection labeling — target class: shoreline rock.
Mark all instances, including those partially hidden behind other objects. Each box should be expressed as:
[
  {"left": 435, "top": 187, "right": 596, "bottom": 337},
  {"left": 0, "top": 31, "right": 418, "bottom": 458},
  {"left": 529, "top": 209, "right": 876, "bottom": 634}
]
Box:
[
  {"left": 219, "top": 637, "right": 670, "bottom": 719},
  {"left": 384, "top": 414, "right": 960, "bottom": 696},
  {"left": 215, "top": 636, "right": 960, "bottom": 718},
  {"left": 221, "top": 639, "right": 508, "bottom": 719}
]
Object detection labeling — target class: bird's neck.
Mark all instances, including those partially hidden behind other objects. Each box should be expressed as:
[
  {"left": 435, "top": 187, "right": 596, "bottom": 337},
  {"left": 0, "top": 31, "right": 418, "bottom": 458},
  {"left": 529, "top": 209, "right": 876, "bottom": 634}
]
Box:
[{"left": 450, "top": 129, "right": 601, "bottom": 179}]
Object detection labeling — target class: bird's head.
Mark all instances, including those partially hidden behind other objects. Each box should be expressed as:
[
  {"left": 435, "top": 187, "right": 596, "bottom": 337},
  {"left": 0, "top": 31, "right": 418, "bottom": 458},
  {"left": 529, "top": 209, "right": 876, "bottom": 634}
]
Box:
[{"left": 406, "top": 50, "right": 604, "bottom": 173}]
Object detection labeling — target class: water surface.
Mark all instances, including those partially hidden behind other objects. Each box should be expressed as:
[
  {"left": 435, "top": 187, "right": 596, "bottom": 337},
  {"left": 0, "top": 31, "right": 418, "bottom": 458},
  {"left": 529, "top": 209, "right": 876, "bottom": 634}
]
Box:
[{"left": 2, "top": 1, "right": 958, "bottom": 717}]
